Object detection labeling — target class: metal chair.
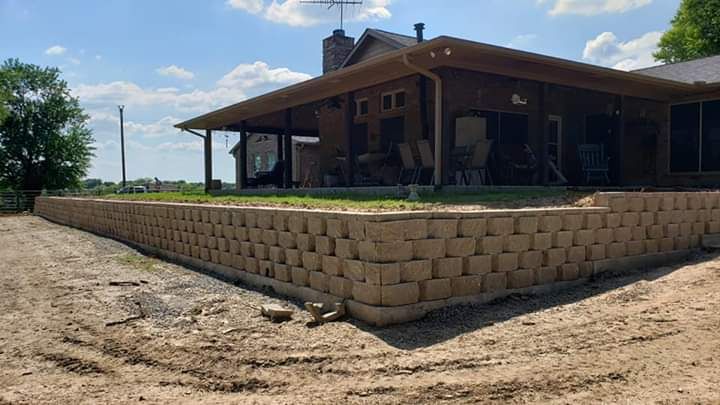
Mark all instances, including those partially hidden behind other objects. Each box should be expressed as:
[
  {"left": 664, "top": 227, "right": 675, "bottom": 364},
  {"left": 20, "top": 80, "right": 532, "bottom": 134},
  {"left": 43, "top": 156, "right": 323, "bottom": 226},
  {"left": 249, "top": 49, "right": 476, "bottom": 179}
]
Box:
[
  {"left": 397, "top": 143, "right": 420, "bottom": 185},
  {"left": 464, "top": 140, "right": 494, "bottom": 185},
  {"left": 578, "top": 144, "right": 611, "bottom": 185},
  {"left": 416, "top": 140, "right": 435, "bottom": 185}
]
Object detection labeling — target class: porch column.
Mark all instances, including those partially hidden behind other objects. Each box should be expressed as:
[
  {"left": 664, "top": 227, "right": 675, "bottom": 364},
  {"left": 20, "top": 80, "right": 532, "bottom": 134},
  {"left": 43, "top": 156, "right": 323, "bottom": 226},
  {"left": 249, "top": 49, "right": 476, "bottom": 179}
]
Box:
[
  {"left": 204, "top": 129, "right": 212, "bottom": 193},
  {"left": 538, "top": 83, "right": 549, "bottom": 185},
  {"left": 239, "top": 121, "right": 248, "bottom": 189},
  {"left": 441, "top": 78, "right": 452, "bottom": 185},
  {"left": 284, "top": 108, "right": 293, "bottom": 189},
  {"left": 615, "top": 95, "right": 625, "bottom": 185},
  {"left": 276, "top": 132, "right": 284, "bottom": 167},
  {"left": 345, "top": 91, "right": 355, "bottom": 186}
]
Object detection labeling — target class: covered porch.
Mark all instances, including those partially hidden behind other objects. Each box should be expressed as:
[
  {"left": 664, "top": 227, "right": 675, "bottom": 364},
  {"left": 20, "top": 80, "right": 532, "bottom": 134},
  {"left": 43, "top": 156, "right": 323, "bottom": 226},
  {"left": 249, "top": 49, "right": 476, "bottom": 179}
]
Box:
[{"left": 175, "top": 36, "right": 700, "bottom": 191}]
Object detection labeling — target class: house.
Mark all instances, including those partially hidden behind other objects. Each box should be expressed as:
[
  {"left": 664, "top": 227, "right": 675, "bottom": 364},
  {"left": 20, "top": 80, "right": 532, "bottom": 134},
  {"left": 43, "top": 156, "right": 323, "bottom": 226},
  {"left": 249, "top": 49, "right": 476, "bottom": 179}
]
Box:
[{"left": 176, "top": 24, "right": 720, "bottom": 190}]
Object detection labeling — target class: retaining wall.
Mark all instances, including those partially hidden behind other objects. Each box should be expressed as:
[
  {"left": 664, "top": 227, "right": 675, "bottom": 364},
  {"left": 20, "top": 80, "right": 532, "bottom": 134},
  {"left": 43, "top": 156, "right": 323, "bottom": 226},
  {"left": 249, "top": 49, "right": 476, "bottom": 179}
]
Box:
[{"left": 34, "top": 192, "right": 719, "bottom": 325}]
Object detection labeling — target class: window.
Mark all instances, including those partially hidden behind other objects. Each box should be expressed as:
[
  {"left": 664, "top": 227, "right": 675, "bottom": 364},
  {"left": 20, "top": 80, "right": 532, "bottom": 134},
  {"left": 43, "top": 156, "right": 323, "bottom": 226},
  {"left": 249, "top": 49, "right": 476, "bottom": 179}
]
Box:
[
  {"left": 668, "top": 100, "right": 720, "bottom": 173},
  {"left": 355, "top": 98, "right": 369, "bottom": 117},
  {"left": 266, "top": 152, "right": 277, "bottom": 171},
  {"left": 380, "top": 90, "right": 406, "bottom": 112}
]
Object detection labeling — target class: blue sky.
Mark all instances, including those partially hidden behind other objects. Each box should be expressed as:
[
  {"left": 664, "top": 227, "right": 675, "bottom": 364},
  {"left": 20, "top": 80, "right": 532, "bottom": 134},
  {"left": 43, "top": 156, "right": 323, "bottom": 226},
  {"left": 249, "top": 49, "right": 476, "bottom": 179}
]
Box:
[{"left": 0, "top": 0, "right": 681, "bottom": 182}]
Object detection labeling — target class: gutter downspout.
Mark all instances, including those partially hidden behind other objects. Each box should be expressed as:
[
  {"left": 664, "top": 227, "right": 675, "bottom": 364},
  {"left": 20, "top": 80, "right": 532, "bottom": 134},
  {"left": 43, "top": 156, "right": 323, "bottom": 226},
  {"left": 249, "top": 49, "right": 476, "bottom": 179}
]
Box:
[{"left": 402, "top": 54, "right": 443, "bottom": 186}]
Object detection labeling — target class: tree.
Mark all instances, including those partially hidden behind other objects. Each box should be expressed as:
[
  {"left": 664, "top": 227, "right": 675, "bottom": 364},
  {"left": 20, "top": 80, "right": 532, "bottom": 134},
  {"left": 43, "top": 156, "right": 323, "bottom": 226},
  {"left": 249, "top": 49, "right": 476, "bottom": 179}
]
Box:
[
  {"left": 0, "top": 59, "right": 94, "bottom": 190},
  {"left": 655, "top": 0, "right": 720, "bottom": 64}
]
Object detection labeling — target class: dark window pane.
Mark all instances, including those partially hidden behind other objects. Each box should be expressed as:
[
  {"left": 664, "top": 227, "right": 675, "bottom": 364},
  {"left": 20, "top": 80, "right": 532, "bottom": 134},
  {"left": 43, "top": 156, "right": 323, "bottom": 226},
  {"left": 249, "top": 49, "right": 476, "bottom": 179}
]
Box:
[
  {"left": 472, "top": 111, "right": 499, "bottom": 140},
  {"left": 395, "top": 91, "right": 406, "bottom": 108},
  {"left": 670, "top": 103, "right": 700, "bottom": 172},
  {"left": 702, "top": 100, "right": 720, "bottom": 172},
  {"left": 499, "top": 112, "right": 529, "bottom": 145},
  {"left": 382, "top": 94, "right": 393, "bottom": 111},
  {"left": 360, "top": 100, "right": 369, "bottom": 115}
]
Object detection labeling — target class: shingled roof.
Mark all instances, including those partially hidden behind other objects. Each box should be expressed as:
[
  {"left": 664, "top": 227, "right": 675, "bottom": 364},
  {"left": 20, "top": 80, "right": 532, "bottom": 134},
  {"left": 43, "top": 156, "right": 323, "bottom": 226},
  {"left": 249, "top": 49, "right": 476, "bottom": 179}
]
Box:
[
  {"left": 634, "top": 55, "right": 720, "bottom": 84},
  {"left": 340, "top": 28, "right": 419, "bottom": 69}
]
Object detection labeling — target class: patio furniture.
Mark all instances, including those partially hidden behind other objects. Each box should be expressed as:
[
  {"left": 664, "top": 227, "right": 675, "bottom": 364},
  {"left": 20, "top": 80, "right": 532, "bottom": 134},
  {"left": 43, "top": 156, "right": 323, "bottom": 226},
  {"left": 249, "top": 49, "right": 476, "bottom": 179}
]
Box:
[
  {"left": 397, "top": 143, "right": 420, "bottom": 184},
  {"left": 247, "top": 160, "right": 285, "bottom": 188},
  {"left": 416, "top": 140, "right": 435, "bottom": 185},
  {"left": 499, "top": 144, "right": 538, "bottom": 185},
  {"left": 578, "top": 144, "right": 611, "bottom": 185},
  {"left": 464, "top": 140, "right": 494, "bottom": 185}
]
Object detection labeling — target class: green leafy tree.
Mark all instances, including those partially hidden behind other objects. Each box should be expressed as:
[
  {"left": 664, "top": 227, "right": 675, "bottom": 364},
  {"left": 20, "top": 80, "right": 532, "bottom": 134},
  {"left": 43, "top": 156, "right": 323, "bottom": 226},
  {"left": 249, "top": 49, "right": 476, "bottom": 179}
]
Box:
[
  {"left": 0, "top": 59, "right": 94, "bottom": 190},
  {"left": 655, "top": 0, "right": 720, "bottom": 64}
]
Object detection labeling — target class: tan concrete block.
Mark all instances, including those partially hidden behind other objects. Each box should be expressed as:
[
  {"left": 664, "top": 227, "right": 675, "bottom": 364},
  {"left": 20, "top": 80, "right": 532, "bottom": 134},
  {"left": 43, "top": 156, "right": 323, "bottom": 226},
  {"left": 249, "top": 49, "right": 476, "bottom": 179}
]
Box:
[
  {"left": 382, "top": 282, "right": 420, "bottom": 306},
  {"left": 307, "top": 216, "right": 326, "bottom": 236},
  {"left": 504, "top": 234, "right": 530, "bottom": 253},
  {"left": 692, "top": 222, "right": 705, "bottom": 235},
  {"left": 217, "top": 238, "right": 230, "bottom": 252},
  {"left": 207, "top": 236, "right": 218, "bottom": 250},
  {"left": 365, "top": 263, "right": 400, "bottom": 285},
  {"left": 296, "top": 234, "right": 315, "bottom": 252},
  {"left": 640, "top": 212, "right": 655, "bottom": 227},
  {"left": 628, "top": 197, "right": 644, "bottom": 212},
  {"left": 191, "top": 245, "right": 200, "bottom": 258},
  {"left": 261, "top": 230, "right": 278, "bottom": 247},
  {"left": 627, "top": 240, "right": 645, "bottom": 256},
  {"left": 269, "top": 246, "right": 285, "bottom": 263},
  {"left": 607, "top": 243, "right": 627, "bottom": 258},
  {"left": 235, "top": 227, "right": 248, "bottom": 242},
  {"left": 428, "top": 219, "right": 458, "bottom": 238},
  {"left": 487, "top": 217, "right": 514, "bottom": 236},
  {"left": 585, "top": 214, "right": 603, "bottom": 230},
  {"left": 284, "top": 249, "right": 300, "bottom": 266},
  {"left": 232, "top": 254, "right": 244, "bottom": 270},
  {"left": 532, "top": 233, "right": 552, "bottom": 251},
  {"left": 644, "top": 239, "right": 659, "bottom": 254},
  {"left": 309, "top": 271, "right": 329, "bottom": 292},
  {"left": 680, "top": 223, "right": 692, "bottom": 237},
  {"left": 558, "top": 263, "right": 580, "bottom": 281},
  {"left": 609, "top": 197, "right": 628, "bottom": 213},
  {"left": 459, "top": 218, "right": 487, "bottom": 237},
  {"left": 684, "top": 210, "right": 698, "bottom": 223},
  {"left": 666, "top": 224, "right": 680, "bottom": 238},
  {"left": 348, "top": 219, "right": 365, "bottom": 240},
  {"left": 647, "top": 225, "right": 664, "bottom": 239},
  {"left": 259, "top": 260, "right": 274, "bottom": 277},
  {"left": 352, "top": 282, "right": 382, "bottom": 305},
  {"left": 553, "top": 231, "right": 574, "bottom": 248},
  {"left": 655, "top": 211, "right": 671, "bottom": 226},
  {"left": 563, "top": 214, "right": 584, "bottom": 231},
  {"left": 507, "top": 269, "right": 534, "bottom": 289},
  {"left": 446, "top": 238, "right": 476, "bottom": 257},
  {"left": 519, "top": 251, "right": 542, "bottom": 270},
  {"left": 535, "top": 267, "right": 557, "bottom": 285},
  {"left": 203, "top": 223, "right": 214, "bottom": 236},
  {"left": 483, "top": 272, "right": 507, "bottom": 292},
  {"left": 222, "top": 225, "right": 236, "bottom": 240},
  {"left": 302, "top": 251, "right": 321, "bottom": 271},
  {"left": 231, "top": 212, "right": 244, "bottom": 227},
  {"left": 605, "top": 213, "right": 621, "bottom": 228},
  {"left": 645, "top": 197, "right": 660, "bottom": 212},
  {"left": 413, "top": 239, "right": 446, "bottom": 259},
  {"left": 321, "top": 255, "right": 343, "bottom": 276},
  {"left": 631, "top": 226, "right": 647, "bottom": 241},
  {"left": 614, "top": 227, "right": 632, "bottom": 242},
  {"left": 365, "top": 221, "right": 404, "bottom": 242},
  {"left": 707, "top": 221, "right": 720, "bottom": 233},
  {"left": 288, "top": 216, "right": 306, "bottom": 234},
  {"left": 621, "top": 212, "right": 639, "bottom": 227},
  {"left": 200, "top": 247, "right": 211, "bottom": 262},
  {"left": 451, "top": 275, "right": 483, "bottom": 296},
  {"left": 698, "top": 209, "right": 710, "bottom": 223},
  {"left": 670, "top": 210, "right": 684, "bottom": 224},
  {"left": 240, "top": 242, "right": 253, "bottom": 257},
  {"left": 659, "top": 196, "right": 674, "bottom": 211},
  {"left": 278, "top": 232, "right": 297, "bottom": 249},
  {"left": 248, "top": 228, "right": 263, "bottom": 243},
  {"left": 433, "top": 257, "right": 464, "bottom": 278},
  {"left": 567, "top": 246, "right": 586, "bottom": 263},
  {"left": 675, "top": 236, "right": 690, "bottom": 250},
  {"left": 257, "top": 214, "right": 274, "bottom": 230},
  {"left": 272, "top": 214, "right": 288, "bottom": 232},
  {"left": 344, "top": 260, "right": 365, "bottom": 282},
  {"left": 328, "top": 276, "right": 353, "bottom": 299},
  {"left": 543, "top": 248, "right": 567, "bottom": 267},
  {"left": 465, "top": 255, "right": 492, "bottom": 275},
  {"left": 688, "top": 195, "right": 702, "bottom": 210},
  {"left": 493, "top": 253, "right": 519, "bottom": 272},
  {"left": 359, "top": 241, "right": 413, "bottom": 263},
  {"left": 419, "top": 279, "right": 452, "bottom": 301},
  {"left": 515, "top": 217, "right": 538, "bottom": 234},
  {"left": 335, "top": 239, "right": 358, "bottom": 259},
  {"left": 209, "top": 249, "right": 221, "bottom": 264},
  {"left": 315, "top": 236, "right": 335, "bottom": 255},
  {"left": 538, "top": 215, "right": 562, "bottom": 233},
  {"left": 210, "top": 211, "right": 221, "bottom": 225},
  {"left": 574, "top": 229, "right": 595, "bottom": 246},
  {"left": 274, "top": 264, "right": 291, "bottom": 282},
  {"left": 254, "top": 244, "right": 268, "bottom": 260},
  {"left": 587, "top": 244, "right": 606, "bottom": 261},
  {"left": 657, "top": 237, "right": 674, "bottom": 253},
  {"left": 400, "top": 260, "right": 433, "bottom": 282},
  {"left": 478, "top": 236, "right": 504, "bottom": 255},
  {"left": 214, "top": 224, "right": 224, "bottom": 238}
]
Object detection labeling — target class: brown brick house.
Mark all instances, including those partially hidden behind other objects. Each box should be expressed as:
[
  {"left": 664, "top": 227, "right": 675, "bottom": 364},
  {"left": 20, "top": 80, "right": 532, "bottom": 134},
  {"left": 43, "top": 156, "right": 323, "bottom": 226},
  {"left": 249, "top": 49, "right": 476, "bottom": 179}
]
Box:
[{"left": 176, "top": 25, "right": 720, "bottom": 190}]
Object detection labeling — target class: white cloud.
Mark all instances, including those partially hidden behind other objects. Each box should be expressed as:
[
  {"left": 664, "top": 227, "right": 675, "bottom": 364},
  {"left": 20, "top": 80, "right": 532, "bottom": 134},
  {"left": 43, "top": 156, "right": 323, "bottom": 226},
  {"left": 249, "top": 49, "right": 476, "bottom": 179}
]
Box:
[
  {"left": 538, "top": 0, "right": 652, "bottom": 16},
  {"left": 45, "top": 45, "right": 67, "bottom": 56},
  {"left": 67, "top": 57, "right": 81, "bottom": 65},
  {"left": 583, "top": 31, "right": 663, "bottom": 71},
  {"left": 506, "top": 34, "right": 538, "bottom": 49},
  {"left": 217, "top": 61, "right": 312, "bottom": 88},
  {"left": 228, "top": 0, "right": 392, "bottom": 27},
  {"left": 95, "top": 55, "right": 102, "bottom": 60},
  {"left": 227, "top": 0, "right": 264, "bottom": 14},
  {"left": 156, "top": 65, "right": 195, "bottom": 80}
]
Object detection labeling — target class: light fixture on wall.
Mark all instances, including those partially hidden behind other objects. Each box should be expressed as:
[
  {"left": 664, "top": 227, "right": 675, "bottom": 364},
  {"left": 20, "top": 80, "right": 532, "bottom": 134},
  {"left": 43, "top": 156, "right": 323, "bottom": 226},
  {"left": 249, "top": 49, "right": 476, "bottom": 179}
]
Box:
[
  {"left": 429, "top": 47, "right": 453, "bottom": 59},
  {"left": 511, "top": 93, "right": 528, "bottom": 105}
]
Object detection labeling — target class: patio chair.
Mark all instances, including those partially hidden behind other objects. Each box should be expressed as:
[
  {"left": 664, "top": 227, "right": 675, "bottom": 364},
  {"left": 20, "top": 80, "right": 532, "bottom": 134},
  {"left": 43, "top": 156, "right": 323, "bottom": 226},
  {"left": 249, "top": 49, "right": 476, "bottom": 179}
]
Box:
[
  {"left": 397, "top": 143, "right": 420, "bottom": 185},
  {"left": 578, "top": 144, "right": 611, "bottom": 185},
  {"left": 464, "top": 140, "right": 494, "bottom": 185},
  {"left": 416, "top": 140, "right": 435, "bottom": 185},
  {"left": 247, "top": 160, "right": 285, "bottom": 188}
]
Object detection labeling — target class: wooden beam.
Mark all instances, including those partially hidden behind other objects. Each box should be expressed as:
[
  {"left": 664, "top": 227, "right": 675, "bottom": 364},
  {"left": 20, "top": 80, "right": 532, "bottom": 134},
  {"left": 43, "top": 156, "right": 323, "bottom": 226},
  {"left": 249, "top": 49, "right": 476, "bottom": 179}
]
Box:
[
  {"left": 284, "top": 109, "right": 293, "bottom": 189},
  {"left": 345, "top": 92, "right": 355, "bottom": 187},
  {"left": 204, "top": 130, "right": 212, "bottom": 193},
  {"left": 615, "top": 95, "right": 625, "bottom": 185},
  {"left": 226, "top": 125, "right": 319, "bottom": 138},
  {"left": 239, "top": 121, "right": 248, "bottom": 189},
  {"left": 538, "top": 83, "right": 549, "bottom": 185}
]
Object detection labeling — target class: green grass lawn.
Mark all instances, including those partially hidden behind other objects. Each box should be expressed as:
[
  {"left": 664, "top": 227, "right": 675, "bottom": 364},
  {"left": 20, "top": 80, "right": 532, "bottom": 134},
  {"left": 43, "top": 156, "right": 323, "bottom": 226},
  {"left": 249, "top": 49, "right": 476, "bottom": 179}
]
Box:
[{"left": 100, "top": 189, "right": 591, "bottom": 211}]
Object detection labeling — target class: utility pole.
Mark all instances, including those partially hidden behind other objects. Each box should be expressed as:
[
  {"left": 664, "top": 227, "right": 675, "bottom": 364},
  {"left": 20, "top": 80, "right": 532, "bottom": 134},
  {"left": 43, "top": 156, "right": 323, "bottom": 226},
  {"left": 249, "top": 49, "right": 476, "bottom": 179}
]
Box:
[{"left": 118, "top": 105, "right": 127, "bottom": 187}]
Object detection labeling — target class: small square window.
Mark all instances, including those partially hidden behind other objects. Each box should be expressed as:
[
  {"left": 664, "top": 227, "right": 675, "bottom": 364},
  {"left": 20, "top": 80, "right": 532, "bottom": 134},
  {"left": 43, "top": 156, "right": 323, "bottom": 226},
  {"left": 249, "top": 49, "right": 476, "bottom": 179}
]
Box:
[
  {"left": 356, "top": 98, "right": 369, "bottom": 116},
  {"left": 395, "top": 92, "right": 406, "bottom": 108},
  {"left": 382, "top": 94, "right": 393, "bottom": 111}
]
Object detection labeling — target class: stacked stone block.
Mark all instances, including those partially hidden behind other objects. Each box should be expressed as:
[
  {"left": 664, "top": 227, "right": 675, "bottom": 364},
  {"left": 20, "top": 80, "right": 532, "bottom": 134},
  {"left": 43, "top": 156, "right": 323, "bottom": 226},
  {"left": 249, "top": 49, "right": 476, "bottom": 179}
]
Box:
[{"left": 33, "top": 192, "right": 720, "bottom": 317}]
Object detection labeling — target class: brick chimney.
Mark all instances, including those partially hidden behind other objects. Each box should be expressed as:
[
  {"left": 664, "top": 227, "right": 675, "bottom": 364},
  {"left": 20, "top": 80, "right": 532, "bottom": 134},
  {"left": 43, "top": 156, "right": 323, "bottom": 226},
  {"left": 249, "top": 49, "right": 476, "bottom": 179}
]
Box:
[{"left": 323, "top": 29, "right": 355, "bottom": 74}]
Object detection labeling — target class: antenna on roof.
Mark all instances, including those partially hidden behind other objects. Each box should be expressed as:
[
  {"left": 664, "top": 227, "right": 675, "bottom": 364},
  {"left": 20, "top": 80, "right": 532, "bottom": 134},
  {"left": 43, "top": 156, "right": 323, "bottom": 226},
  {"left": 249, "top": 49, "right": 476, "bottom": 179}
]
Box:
[{"left": 300, "top": 0, "right": 363, "bottom": 31}]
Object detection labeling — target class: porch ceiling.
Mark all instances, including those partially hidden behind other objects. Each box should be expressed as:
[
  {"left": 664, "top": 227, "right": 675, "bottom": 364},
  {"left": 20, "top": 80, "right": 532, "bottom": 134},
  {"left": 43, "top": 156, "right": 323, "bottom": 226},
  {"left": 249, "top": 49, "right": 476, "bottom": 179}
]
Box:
[{"left": 176, "top": 36, "right": 703, "bottom": 131}]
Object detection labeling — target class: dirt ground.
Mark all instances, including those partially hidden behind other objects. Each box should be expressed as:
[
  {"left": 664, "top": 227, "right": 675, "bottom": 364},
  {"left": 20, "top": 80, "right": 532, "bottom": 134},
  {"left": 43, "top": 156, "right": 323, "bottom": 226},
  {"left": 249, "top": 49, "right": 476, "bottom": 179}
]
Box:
[{"left": 1, "top": 215, "right": 719, "bottom": 404}]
